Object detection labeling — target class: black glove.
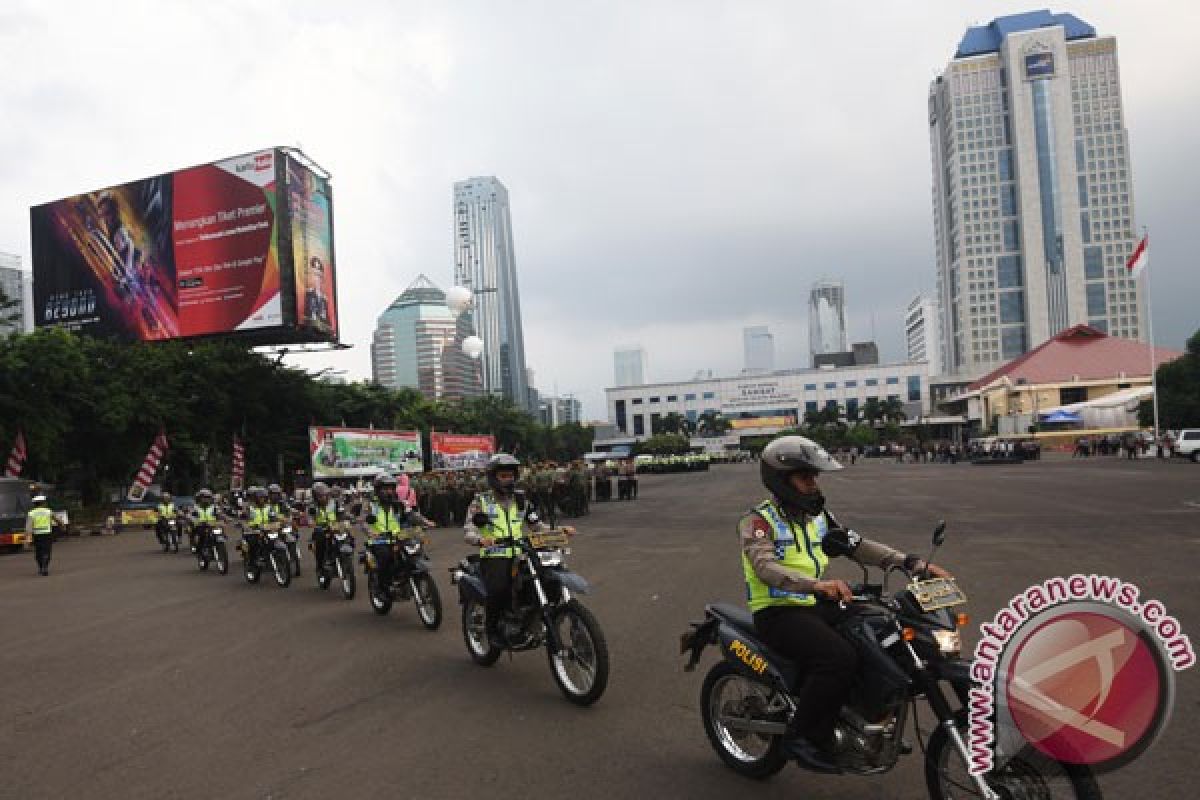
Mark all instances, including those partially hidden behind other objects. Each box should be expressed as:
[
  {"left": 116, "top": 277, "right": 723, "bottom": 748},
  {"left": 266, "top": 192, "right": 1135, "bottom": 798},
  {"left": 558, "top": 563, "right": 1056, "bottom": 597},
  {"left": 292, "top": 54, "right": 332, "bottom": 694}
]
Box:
[
  {"left": 821, "top": 527, "right": 861, "bottom": 558},
  {"left": 471, "top": 512, "right": 490, "bottom": 528}
]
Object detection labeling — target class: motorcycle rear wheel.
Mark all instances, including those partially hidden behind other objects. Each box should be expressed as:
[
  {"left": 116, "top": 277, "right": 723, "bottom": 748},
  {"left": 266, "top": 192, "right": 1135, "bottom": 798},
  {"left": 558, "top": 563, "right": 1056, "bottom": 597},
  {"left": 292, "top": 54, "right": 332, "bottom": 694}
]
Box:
[
  {"left": 412, "top": 573, "right": 442, "bottom": 630},
  {"left": 925, "top": 713, "right": 1102, "bottom": 799},
  {"left": 270, "top": 551, "right": 291, "bottom": 588},
  {"left": 215, "top": 543, "right": 228, "bottom": 575},
  {"left": 462, "top": 598, "right": 501, "bottom": 666},
  {"left": 700, "top": 661, "right": 787, "bottom": 779}
]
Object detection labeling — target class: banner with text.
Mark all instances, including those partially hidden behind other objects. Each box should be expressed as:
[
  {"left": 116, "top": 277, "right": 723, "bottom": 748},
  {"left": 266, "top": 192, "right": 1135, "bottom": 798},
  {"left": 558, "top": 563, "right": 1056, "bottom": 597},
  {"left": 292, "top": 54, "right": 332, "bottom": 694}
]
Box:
[
  {"left": 309, "top": 426, "right": 424, "bottom": 479},
  {"left": 430, "top": 433, "right": 496, "bottom": 471}
]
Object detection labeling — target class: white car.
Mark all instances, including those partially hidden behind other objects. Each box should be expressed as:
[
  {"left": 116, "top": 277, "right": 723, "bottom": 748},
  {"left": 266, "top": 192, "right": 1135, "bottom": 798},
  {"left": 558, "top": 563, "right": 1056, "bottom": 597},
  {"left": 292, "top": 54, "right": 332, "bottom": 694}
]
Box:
[{"left": 1174, "top": 429, "right": 1200, "bottom": 462}]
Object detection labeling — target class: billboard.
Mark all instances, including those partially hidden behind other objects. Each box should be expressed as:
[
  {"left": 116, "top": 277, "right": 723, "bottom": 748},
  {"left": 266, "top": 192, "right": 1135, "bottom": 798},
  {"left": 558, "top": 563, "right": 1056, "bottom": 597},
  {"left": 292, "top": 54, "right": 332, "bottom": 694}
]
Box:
[
  {"left": 285, "top": 154, "right": 338, "bottom": 340},
  {"left": 309, "top": 427, "right": 424, "bottom": 479},
  {"left": 31, "top": 148, "right": 337, "bottom": 345},
  {"left": 430, "top": 433, "right": 496, "bottom": 471}
]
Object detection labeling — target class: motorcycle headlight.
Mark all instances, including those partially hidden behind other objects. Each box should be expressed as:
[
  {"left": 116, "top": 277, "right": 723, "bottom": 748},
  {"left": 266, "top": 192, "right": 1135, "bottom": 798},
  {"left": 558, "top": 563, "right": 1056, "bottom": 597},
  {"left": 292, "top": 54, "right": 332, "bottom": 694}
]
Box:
[
  {"left": 537, "top": 550, "right": 564, "bottom": 567},
  {"left": 283, "top": 526, "right": 293, "bottom": 535},
  {"left": 932, "top": 629, "right": 961, "bottom": 656},
  {"left": 334, "top": 532, "right": 348, "bottom": 541},
  {"left": 213, "top": 528, "right": 223, "bottom": 535},
  {"left": 267, "top": 532, "right": 279, "bottom": 540},
  {"left": 403, "top": 541, "right": 422, "bottom": 556}
]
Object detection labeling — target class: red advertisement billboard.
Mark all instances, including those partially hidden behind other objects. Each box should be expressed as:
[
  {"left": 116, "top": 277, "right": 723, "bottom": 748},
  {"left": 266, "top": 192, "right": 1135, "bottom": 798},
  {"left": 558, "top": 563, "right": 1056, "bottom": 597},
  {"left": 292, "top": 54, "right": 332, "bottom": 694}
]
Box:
[
  {"left": 430, "top": 433, "right": 496, "bottom": 471},
  {"left": 30, "top": 148, "right": 337, "bottom": 345},
  {"left": 285, "top": 154, "right": 338, "bottom": 340}
]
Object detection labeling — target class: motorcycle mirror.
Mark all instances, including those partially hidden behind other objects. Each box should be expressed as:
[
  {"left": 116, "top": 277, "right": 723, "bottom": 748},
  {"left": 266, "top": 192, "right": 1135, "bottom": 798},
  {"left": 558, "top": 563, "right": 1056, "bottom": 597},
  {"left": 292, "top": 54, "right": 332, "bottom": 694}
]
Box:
[{"left": 932, "top": 520, "right": 946, "bottom": 548}]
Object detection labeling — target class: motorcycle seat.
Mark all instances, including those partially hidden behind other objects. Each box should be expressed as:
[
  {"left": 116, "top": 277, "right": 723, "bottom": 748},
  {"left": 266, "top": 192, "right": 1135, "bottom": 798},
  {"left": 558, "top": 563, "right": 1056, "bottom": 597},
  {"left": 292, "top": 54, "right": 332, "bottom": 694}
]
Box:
[{"left": 709, "top": 603, "right": 798, "bottom": 682}]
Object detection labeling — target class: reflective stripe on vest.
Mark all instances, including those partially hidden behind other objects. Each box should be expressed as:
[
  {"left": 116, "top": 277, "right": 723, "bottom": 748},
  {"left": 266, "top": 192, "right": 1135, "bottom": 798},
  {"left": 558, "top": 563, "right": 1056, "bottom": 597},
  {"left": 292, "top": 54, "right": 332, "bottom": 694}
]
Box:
[
  {"left": 479, "top": 493, "right": 523, "bottom": 559},
  {"left": 741, "top": 500, "right": 830, "bottom": 612},
  {"left": 29, "top": 507, "right": 54, "bottom": 535}
]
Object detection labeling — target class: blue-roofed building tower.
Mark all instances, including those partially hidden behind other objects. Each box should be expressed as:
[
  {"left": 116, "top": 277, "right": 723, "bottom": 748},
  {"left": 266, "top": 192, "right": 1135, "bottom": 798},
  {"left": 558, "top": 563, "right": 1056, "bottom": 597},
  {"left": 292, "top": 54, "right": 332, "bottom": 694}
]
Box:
[{"left": 928, "top": 11, "right": 1142, "bottom": 380}]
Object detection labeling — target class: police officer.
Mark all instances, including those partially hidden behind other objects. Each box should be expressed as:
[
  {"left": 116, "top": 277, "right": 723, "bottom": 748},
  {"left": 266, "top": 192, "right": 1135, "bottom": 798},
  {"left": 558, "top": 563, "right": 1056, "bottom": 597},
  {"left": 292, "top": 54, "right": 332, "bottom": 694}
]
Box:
[
  {"left": 307, "top": 482, "right": 342, "bottom": 578},
  {"left": 189, "top": 488, "right": 223, "bottom": 555},
  {"left": 266, "top": 483, "right": 300, "bottom": 575},
  {"left": 464, "top": 454, "right": 574, "bottom": 648},
  {"left": 240, "top": 486, "right": 273, "bottom": 566},
  {"left": 740, "top": 436, "right": 950, "bottom": 772},
  {"left": 363, "top": 473, "right": 434, "bottom": 599},
  {"left": 155, "top": 492, "right": 177, "bottom": 550},
  {"left": 27, "top": 494, "right": 55, "bottom": 576}
]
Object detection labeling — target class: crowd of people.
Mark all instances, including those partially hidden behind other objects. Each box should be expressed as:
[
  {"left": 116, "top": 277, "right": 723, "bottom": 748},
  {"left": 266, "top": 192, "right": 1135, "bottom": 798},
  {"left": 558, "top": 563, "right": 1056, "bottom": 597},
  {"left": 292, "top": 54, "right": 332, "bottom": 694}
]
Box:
[{"left": 1072, "top": 431, "right": 1176, "bottom": 459}]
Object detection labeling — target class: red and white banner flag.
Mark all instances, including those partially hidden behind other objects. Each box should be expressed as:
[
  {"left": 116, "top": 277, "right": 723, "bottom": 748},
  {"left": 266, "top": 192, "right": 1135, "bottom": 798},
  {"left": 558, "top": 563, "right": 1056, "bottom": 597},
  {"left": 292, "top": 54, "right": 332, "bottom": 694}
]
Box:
[
  {"left": 231, "top": 435, "right": 245, "bottom": 491},
  {"left": 4, "top": 429, "right": 27, "bottom": 478},
  {"left": 127, "top": 431, "right": 169, "bottom": 502},
  {"left": 1126, "top": 235, "right": 1149, "bottom": 279}
]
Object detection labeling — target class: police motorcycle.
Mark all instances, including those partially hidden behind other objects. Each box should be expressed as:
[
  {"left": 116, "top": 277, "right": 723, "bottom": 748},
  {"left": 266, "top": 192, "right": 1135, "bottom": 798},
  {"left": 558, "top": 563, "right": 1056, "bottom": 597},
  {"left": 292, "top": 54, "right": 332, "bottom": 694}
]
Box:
[
  {"left": 450, "top": 521, "right": 610, "bottom": 706},
  {"left": 313, "top": 518, "right": 357, "bottom": 600},
  {"left": 362, "top": 516, "right": 442, "bottom": 629},
  {"left": 192, "top": 496, "right": 230, "bottom": 575},
  {"left": 236, "top": 512, "right": 292, "bottom": 589},
  {"left": 157, "top": 516, "right": 181, "bottom": 553},
  {"left": 679, "top": 523, "right": 1102, "bottom": 799}
]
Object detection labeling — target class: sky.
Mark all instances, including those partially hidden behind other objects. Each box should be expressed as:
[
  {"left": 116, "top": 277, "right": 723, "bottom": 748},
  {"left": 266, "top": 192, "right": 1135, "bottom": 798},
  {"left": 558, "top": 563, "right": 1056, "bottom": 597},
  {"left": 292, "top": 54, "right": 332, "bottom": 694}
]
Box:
[{"left": 1, "top": 0, "right": 1197, "bottom": 419}]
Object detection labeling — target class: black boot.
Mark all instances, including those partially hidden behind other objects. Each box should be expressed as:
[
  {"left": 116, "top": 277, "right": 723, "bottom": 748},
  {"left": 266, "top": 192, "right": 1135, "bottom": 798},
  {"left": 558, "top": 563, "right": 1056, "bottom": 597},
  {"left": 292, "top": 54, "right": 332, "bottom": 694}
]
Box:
[{"left": 780, "top": 733, "right": 840, "bottom": 774}]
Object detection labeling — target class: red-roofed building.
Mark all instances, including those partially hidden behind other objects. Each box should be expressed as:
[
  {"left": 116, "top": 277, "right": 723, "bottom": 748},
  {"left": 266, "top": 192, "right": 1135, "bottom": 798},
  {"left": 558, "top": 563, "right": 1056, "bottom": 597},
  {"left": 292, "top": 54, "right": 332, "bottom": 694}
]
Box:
[{"left": 941, "top": 325, "right": 1182, "bottom": 436}]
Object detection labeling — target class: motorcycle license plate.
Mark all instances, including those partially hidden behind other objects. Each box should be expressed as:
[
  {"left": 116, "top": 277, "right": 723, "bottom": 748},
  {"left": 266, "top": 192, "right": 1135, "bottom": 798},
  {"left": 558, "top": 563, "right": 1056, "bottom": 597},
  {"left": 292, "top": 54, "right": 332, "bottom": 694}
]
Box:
[
  {"left": 528, "top": 531, "right": 569, "bottom": 549},
  {"left": 909, "top": 578, "right": 967, "bottom": 612}
]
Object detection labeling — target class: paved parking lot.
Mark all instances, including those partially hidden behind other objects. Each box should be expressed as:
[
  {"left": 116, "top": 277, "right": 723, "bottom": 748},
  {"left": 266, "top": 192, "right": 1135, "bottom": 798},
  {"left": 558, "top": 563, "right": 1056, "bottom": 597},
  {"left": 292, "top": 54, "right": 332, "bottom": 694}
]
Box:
[{"left": 0, "top": 456, "right": 1196, "bottom": 799}]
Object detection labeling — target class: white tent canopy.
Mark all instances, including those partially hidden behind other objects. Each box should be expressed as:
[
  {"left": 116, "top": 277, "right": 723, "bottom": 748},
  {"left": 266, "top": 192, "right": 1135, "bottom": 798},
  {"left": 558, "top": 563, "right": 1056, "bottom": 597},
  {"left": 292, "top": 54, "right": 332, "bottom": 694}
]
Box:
[{"left": 1039, "top": 386, "right": 1153, "bottom": 429}]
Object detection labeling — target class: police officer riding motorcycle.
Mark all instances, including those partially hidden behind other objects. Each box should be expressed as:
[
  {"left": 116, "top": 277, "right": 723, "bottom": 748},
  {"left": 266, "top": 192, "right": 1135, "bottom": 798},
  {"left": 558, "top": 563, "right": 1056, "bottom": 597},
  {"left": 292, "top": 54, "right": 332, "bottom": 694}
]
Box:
[
  {"left": 361, "top": 473, "right": 441, "bottom": 627},
  {"left": 238, "top": 486, "right": 291, "bottom": 587},
  {"left": 308, "top": 481, "right": 356, "bottom": 599},
  {"left": 267, "top": 482, "right": 302, "bottom": 577},
  {"left": 155, "top": 492, "right": 180, "bottom": 553},
  {"left": 190, "top": 488, "right": 230, "bottom": 574}
]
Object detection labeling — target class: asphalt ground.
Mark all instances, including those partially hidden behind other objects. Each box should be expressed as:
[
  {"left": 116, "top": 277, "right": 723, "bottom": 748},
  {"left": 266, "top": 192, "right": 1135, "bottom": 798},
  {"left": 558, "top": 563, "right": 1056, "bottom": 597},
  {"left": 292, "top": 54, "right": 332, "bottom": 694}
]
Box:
[{"left": 1, "top": 456, "right": 1197, "bottom": 800}]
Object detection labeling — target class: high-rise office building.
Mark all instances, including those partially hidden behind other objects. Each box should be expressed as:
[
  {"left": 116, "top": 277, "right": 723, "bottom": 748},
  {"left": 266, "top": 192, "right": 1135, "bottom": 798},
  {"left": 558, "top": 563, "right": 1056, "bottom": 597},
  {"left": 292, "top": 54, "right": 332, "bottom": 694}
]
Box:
[
  {"left": 540, "top": 394, "right": 583, "bottom": 427},
  {"left": 0, "top": 252, "right": 28, "bottom": 335},
  {"left": 809, "top": 281, "right": 848, "bottom": 365},
  {"left": 453, "top": 177, "right": 530, "bottom": 409},
  {"left": 905, "top": 294, "right": 944, "bottom": 375},
  {"left": 613, "top": 346, "right": 646, "bottom": 387},
  {"left": 371, "top": 274, "right": 479, "bottom": 400},
  {"left": 930, "top": 11, "right": 1141, "bottom": 378},
  {"left": 743, "top": 326, "right": 774, "bottom": 373}
]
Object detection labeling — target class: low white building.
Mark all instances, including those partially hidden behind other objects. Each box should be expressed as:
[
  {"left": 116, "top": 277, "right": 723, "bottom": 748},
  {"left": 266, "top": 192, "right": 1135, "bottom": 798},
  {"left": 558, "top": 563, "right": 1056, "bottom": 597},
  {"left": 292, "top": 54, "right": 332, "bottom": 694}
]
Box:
[{"left": 603, "top": 361, "right": 932, "bottom": 442}]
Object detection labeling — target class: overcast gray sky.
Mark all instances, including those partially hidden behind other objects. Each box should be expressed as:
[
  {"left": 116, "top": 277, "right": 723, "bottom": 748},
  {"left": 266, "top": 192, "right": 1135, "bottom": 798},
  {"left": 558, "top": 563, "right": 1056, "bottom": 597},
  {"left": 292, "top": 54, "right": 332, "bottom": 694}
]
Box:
[{"left": 2, "top": 0, "right": 1196, "bottom": 418}]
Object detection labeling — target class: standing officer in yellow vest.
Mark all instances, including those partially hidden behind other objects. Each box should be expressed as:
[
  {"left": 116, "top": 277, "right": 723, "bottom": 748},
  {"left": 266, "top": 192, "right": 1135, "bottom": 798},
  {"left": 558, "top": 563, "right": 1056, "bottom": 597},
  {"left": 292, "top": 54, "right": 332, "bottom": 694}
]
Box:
[
  {"left": 740, "top": 436, "right": 950, "bottom": 773},
  {"left": 464, "top": 454, "right": 575, "bottom": 648},
  {"left": 26, "top": 494, "right": 56, "bottom": 576}
]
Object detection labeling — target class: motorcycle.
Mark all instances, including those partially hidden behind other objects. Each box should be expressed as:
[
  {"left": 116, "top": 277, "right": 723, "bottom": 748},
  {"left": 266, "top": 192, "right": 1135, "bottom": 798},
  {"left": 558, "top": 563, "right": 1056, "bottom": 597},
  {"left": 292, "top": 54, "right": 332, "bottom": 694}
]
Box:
[
  {"left": 312, "top": 520, "right": 357, "bottom": 600},
  {"left": 236, "top": 523, "right": 291, "bottom": 588},
  {"left": 282, "top": 521, "right": 302, "bottom": 577},
  {"left": 451, "top": 530, "right": 609, "bottom": 706},
  {"left": 194, "top": 522, "right": 230, "bottom": 575},
  {"left": 157, "top": 517, "right": 181, "bottom": 553},
  {"left": 362, "top": 532, "right": 441, "bottom": 629},
  {"left": 679, "top": 522, "right": 1101, "bottom": 799}
]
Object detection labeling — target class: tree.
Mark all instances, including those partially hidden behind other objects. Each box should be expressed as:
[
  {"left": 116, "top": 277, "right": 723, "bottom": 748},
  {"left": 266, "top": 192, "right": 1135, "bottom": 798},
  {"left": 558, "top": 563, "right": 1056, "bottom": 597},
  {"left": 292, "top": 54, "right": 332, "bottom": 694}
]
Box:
[
  {"left": 862, "top": 397, "right": 883, "bottom": 426},
  {"left": 1140, "top": 329, "right": 1199, "bottom": 429},
  {"left": 654, "top": 412, "right": 686, "bottom": 435},
  {"left": 634, "top": 433, "right": 691, "bottom": 455},
  {"left": 696, "top": 411, "right": 731, "bottom": 437},
  {"left": 880, "top": 397, "right": 908, "bottom": 424}
]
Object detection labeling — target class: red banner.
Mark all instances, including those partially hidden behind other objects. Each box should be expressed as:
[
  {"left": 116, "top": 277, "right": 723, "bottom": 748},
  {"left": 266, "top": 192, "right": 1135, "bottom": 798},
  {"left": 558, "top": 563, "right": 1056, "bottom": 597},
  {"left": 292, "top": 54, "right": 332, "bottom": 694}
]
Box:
[
  {"left": 128, "top": 431, "right": 169, "bottom": 501},
  {"left": 430, "top": 433, "right": 496, "bottom": 471},
  {"left": 231, "top": 435, "right": 245, "bottom": 491}
]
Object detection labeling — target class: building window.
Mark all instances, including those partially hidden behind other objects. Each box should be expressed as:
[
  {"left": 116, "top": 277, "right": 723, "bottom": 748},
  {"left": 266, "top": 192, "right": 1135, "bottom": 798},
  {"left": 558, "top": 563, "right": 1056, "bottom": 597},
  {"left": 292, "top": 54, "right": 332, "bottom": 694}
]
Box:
[
  {"left": 804, "top": 384, "right": 817, "bottom": 391},
  {"left": 824, "top": 382, "right": 836, "bottom": 390},
  {"left": 865, "top": 378, "right": 878, "bottom": 387},
  {"left": 824, "top": 399, "right": 838, "bottom": 411},
  {"left": 702, "top": 392, "right": 715, "bottom": 400},
  {"left": 805, "top": 401, "right": 818, "bottom": 413},
  {"left": 631, "top": 398, "right": 643, "bottom": 405},
  {"left": 1086, "top": 283, "right": 1107, "bottom": 317},
  {"left": 684, "top": 393, "right": 697, "bottom": 401},
  {"left": 1000, "top": 184, "right": 1017, "bottom": 215},
  {"left": 998, "top": 254, "right": 1023, "bottom": 288},
  {"left": 1002, "top": 220, "right": 1020, "bottom": 251},
  {"left": 633, "top": 415, "right": 645, "bottom": 436},
  {"left": 1084, "top": 246, "right": 1104, "bottom": 280},
  {"left": 907, "top": 375, "right": 921, "bottom": 402},
  {"left": 846, "top": 398, "right": 859, "bottom": 415},
  {"left": 615, "top": 400, "right": 627, "bottom": 433},
  {"left": 666, "top": 395, "right": 678, "bottom": 402},
  {"left": 1001, "top": 326, "right": 1027, "bottom": 359},
  {"left": 998, "top": 149, "right": 1014, "bottom": 180},
  {"left": 886, "top": 377, "right": 899, "bottom": 385},
  {"left": 999, "top": 291, "right": 1025, "bottom": 324},
  {"left": 686, "top": 410, "right": 698, "bottom": 423},
  {"left": 844, "top": 380, "right": 857, "bottom": 388},
  {"left": 649, "top": 396, "right": 660, "bottom": 404}
]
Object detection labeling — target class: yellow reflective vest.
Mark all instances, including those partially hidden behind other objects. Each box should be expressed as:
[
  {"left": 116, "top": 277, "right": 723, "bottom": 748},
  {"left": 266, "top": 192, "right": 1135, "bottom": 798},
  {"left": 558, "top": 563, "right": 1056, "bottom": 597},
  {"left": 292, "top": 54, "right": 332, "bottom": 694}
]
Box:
[
  {"left": 742, "top": 500, "right": 830, "bottom": 612},
  {"left": 28, "top": 507, "right": 55, "bottom": 536},
  {"left": 477, "top": 492, "right": 525, "bottom": 559}
]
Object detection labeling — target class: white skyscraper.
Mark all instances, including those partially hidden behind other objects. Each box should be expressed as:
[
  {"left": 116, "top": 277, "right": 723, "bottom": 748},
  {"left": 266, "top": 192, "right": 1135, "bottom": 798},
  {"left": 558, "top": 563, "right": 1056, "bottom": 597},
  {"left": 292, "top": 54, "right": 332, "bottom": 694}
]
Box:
[
  {"left": 743, "top": 326, "right": 774, "bottom": 373},
  {"left": 930, "top": 11, "right": 1141, "bottom": 378},
  {"left": 453, "top": 177, "right": 530, "bottom": 409},
  {"left": 0, "top": 252, "right": 28, "bottom": 335},
  {"left": 613, "top": 346, "right": 646, "bottom": 387},
  {"left": 905, "top": 294, "right": 944, "bottom": 375},
  {"left": 809, "top": 281, "right": 848, "bottom": 365}
]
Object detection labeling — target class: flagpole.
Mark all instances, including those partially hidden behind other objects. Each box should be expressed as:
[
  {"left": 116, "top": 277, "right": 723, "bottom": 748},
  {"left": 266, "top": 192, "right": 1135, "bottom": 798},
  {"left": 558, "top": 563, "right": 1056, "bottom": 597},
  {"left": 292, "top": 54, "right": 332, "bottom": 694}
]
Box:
[{"left": 1141, "top": 227, "right": 1160, "bottom": 446}]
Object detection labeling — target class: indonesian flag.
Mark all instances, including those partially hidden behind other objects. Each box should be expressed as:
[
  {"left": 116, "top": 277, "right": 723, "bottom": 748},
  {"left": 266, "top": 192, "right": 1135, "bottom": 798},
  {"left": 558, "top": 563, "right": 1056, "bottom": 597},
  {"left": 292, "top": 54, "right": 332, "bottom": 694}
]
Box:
[
  {"left": 127, "top": 430, "right": 169, "bottom": 502},
  {"left": 1126, "top": 235, "right": 1149, "bottom": 279},
  {"left": 4, "top": 429, "right": 27, "bottom": 478},
  {"left": 231, "top": 435, "right": 245, "bottom": 491}
]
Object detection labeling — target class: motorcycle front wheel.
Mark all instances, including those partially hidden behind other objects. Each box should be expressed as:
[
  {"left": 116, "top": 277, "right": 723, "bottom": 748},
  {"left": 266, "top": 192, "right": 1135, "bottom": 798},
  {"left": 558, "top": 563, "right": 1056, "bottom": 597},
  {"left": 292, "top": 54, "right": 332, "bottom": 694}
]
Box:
[
  {"left": 270, "top": 551, "right": 291, "bottom": 588},
  {"left": 462, "top": 597, "right": 501, "bottom": 666},
  {"left": 925, "top": 713, "right": 1102, "bottom": 799},
  {"left": 288, "top": 542, "right": 301, "bottom": 577},
  {"left": 244, "top": 559, "right": 261, "bottom": 584},
  {"left": 700, "top": 661, "right": 787, "bottom": 779},
  {"left": 547, "top": 600, "right": 609, "bottom": 706},
  {"left": 197, "top": 550, "right": 209, "bottom": 571},
  {"left": 215, "top": 543, "right": 228, "bottom": 575},
  {"left": 368, "top": 572, "right": 393, "bottom": 615},
  {"left": 412, "top": 573, "right": 442, "bottom": 630},
  {"left": 337, "top": 556, "right": 356, "bottom": 600}
]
